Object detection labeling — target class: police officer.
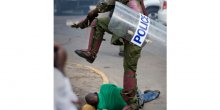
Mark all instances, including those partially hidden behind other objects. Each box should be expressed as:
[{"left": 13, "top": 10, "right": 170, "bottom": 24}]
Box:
[{"left": 71, "top": 0, "right": 155, "bottom": 109}]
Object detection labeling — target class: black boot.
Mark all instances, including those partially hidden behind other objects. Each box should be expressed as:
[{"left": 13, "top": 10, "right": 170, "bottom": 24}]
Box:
[
  {"left": 75, "top": 50, "right": 96, "bottom": 63},
  {"left": 75, "top": 19, "right": 103, "bottom": 63}
]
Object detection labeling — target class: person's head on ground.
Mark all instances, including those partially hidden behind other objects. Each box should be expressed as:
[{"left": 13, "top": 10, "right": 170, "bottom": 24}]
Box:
[
  {"left": 85, "top": 92, "right": 98, "bottom": 108},
  {"left": 54, "top": 42, "right": 67, "bottom": 73},
  {"left": 82, "top": 104, "right": 96, "bottom": 110}
]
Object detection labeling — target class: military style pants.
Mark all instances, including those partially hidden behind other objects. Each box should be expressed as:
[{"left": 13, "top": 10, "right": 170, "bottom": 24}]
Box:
[{"left": 91, "top": 17, "right": 142, "bottom": 109}]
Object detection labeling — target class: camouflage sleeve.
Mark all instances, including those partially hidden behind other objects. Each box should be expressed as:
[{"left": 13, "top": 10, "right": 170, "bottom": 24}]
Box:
[{"left": 96, "top": 0, "right": 116, "bottom": 12}]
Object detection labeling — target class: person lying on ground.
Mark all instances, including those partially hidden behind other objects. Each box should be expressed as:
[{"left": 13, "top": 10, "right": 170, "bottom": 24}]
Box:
[{"left": 82, "top": 83, "right": 160, "bottom": 110}]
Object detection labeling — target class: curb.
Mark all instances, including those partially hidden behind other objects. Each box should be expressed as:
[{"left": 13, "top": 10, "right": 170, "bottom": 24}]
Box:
[{"left": 66, "top": 62, "right": 109, "bottom": 84}]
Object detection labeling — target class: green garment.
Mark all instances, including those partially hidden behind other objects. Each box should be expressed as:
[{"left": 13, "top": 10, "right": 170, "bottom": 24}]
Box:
[{"left": 97, "top": 84, "right": 127, "bottom": 110}]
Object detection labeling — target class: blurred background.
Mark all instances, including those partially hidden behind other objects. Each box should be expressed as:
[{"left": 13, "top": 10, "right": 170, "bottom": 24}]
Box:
[
  {"left": 54, "top": 0, "right": 167, "bottom": 27},
  {"left": 54, "top": 0, "right": 99, "bottom": 15}
]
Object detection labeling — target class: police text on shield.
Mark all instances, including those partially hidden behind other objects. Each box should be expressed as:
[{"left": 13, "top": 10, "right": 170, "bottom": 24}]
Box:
[{"left": 131, "top": 14, "right": 150, "bottom": 46}]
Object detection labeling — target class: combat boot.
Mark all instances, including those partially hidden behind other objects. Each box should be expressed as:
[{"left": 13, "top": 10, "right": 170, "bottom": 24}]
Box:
[
  {"left": 121, "top": 71, "right": 139, "bottom": 110},
  {"left": 75, "top": 19, "right": 103, "bottom": 63}
]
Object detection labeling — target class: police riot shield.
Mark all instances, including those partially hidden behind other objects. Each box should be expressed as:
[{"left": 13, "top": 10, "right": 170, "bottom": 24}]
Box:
[{"left": 108, "top": 1, "right": 166, "bottom": 49}]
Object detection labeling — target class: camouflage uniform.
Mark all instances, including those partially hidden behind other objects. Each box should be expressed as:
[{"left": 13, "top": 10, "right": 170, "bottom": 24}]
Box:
[{"left": 74, "top": 0, "right": 147, "bottom": 109}]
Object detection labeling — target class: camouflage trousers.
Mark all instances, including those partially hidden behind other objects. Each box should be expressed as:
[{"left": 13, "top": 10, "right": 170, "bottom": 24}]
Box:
[{"left": 92, "top": 17, "right": 142, "bottom": 109}]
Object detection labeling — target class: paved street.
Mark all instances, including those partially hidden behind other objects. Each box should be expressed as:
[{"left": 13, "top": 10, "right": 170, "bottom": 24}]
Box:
[{"left": 55, "top": 15, "right": 166, "bottom": 110}]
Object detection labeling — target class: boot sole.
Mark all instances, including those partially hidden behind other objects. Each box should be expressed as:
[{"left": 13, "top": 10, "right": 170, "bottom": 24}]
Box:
[{"left": 74, "top": 50, "right": 95, "bottom": 63}]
